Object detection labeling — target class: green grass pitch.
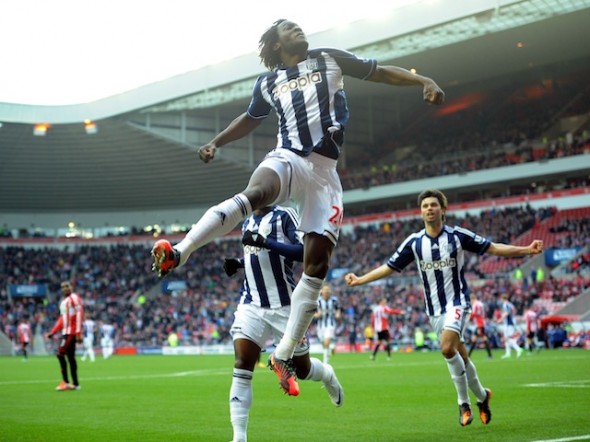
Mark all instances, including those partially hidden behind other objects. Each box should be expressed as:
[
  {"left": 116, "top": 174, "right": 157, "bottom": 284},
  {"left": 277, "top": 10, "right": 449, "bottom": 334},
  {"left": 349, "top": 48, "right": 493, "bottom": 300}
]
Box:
[{"left": 1, "top": 349, "right": 589, "bottom": 441}]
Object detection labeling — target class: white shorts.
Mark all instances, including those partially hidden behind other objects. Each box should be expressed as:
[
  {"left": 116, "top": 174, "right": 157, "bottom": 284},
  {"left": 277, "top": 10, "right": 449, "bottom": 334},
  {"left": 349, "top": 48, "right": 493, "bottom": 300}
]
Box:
[
  {"left": 503, "top": 325, "right": 517, "bottom": 339},
  {"left": 101, "top": 337, "right": 113, "bottom": 347},
  {"left": 430, "top": 306, "right": 471, "bottom": 342},
  {"left": 317, "top": 326, "right": 336, "bottom": 342},
  {"left": 258, "top": 148, "right": 343, "bottom": 245},
  {"left": 230, "top": 303, "right": 309, "bottom": 357},
  {"left": 83, "top": 337, "right": 94, "bottom": 349}
]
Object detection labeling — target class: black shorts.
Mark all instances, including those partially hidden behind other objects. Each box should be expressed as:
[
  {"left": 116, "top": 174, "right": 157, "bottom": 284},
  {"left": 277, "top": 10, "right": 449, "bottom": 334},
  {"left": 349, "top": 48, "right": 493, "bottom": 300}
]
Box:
[
  {"left": 376, "top": 330, "right": 391, "bottom": 341},
  {"left": 57, "top": 335, "right": 77, "bottom": 357}
]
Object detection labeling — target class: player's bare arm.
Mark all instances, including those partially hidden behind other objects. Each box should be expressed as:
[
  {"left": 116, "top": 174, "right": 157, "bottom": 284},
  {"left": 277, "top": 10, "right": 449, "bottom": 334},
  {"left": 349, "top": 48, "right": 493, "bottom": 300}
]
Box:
[
  {"left": 487, "top": 239, "right": 544, "bottom": 257},
  {"left": 368, "top": 65, "right": 445, "bottom": 105},
  {"left": 344, "top": 264, "right": 393, "bottom": 287},
  {"left": 198, "top": 113, "right": 263, "bottom": 163}
]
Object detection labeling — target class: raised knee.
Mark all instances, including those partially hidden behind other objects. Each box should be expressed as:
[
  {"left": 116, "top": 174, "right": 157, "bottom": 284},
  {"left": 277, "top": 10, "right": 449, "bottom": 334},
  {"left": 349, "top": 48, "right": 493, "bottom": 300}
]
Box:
[
  {"left": 244, "top": 175, "right": 281, "bottom": 208},
  {"left": 440, "top": 345, "right": 455, "bottom": 359}
]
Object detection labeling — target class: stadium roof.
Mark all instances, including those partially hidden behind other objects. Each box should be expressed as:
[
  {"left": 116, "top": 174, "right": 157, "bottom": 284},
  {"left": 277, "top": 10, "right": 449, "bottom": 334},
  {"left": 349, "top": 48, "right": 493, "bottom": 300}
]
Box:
[{"left": 1, "top": 0, "right": 590, "bottom": 229}]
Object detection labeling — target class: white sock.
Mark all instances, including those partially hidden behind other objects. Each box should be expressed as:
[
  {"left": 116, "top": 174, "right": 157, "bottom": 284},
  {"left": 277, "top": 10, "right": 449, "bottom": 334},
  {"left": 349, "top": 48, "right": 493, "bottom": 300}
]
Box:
[
  {"left": 323, "top": 347, "right": 330, "bottom": 364},
  {"left": 510, "top": 339, "right": 522, "bottom": 352},
  {"left": 305, "top": 357, "right": 326, "bottom": 382},
  {"left": 465, "top": 359, "right": 487, "bottom": 402},
  {"left": 229, "top": 368, "right": 253, "bottom": 442},
  {"left": 175, "top": 194, "right": 252, "bottom": 266},
  {"left": 274, "top": 274, "right": 323, "bottom": 360},
  {"left": 446, "top": 353, "right": 470, "bottom": 405}
]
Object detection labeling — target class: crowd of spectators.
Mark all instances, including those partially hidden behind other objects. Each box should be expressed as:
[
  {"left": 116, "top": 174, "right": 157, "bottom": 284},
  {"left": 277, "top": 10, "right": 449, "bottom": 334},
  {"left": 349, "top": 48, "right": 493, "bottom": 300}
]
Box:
[
  {"left": 340, "top": 132, "right": 590, "bottom": 192},
  {"left": 1, "top": 205, "right": 588, "bottom": 354},
  {"left": 340, "top": 70, "right": 590, "bottom": 191},
  {"left": 549, "top": 216, "right": 590, "bottom": 249}
]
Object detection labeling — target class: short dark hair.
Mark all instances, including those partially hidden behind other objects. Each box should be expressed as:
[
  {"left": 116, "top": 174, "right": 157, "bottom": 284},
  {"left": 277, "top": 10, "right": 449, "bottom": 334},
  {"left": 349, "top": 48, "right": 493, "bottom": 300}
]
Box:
[
  {"left": 417, "top": 189, "right": 448, "bottom": 210},
  {"left": 258, "top": 19, "right": 286, "bottom": 70}
]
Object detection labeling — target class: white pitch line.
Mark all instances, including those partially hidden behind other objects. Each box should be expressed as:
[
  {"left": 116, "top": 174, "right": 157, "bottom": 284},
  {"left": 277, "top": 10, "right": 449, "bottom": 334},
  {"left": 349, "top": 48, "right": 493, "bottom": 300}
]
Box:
[
  {"left": 0, "top": 368, "right": 230, "bottom": 385},
  {"left": 524, "top": 380, "right": 590, "bottom": 388},
  {"left": 531, "top": 435, "right": 590, "bottom": 442}
]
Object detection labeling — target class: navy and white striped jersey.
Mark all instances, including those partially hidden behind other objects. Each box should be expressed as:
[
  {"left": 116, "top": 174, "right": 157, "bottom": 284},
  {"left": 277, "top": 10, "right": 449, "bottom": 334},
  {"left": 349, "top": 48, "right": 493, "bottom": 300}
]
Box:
[
  {"left": 317, "top": 296, "right": 340, "bottom": 329},
  {"left": 247, "top": 48, "right": 377, "bottom": 158},
  {"left": 100, "top": 323, "right": 115, "bottom": 339},
  {"left": 83, "top": 319, "right": 95, "bottom": 339},
  {"left": 239, "top": 206, "right": 303, "bottom": 309},
  {"left": 501, "top": 300, "right": 517, "bottom": 326},
  {"left": 387, "top": 225, "right": 491, "bottom": 317}
]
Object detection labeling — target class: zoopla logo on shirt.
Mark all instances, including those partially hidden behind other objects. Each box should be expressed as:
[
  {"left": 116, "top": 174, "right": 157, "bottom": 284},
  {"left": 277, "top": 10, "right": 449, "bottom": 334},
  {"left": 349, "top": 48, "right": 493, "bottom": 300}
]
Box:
[
  {"left": 272, "top": 72, "right": 322, "bottom": 98},
  {"left": 420, "top": 257, "right": 457, "bottom": 271}
]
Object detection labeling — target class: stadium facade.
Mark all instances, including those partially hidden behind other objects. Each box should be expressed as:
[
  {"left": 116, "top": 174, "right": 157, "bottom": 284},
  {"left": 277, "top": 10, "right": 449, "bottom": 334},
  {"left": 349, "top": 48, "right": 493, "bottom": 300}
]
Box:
[{"left": 0, "top": 0, "right": 589, "bottom": 235}]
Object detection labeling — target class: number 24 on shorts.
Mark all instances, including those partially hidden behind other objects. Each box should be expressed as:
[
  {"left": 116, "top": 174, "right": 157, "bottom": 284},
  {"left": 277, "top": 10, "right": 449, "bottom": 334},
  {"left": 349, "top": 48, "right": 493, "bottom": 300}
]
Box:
[{"left": 329, "top": 205, "right": 343, "bottom": 226}]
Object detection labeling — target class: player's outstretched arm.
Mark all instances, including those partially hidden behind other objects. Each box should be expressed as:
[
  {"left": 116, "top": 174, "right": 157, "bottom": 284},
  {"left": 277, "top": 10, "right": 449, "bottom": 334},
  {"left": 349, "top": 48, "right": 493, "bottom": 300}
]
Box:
[
  {"left": 368, "top": 65, "right": 445, "bottom": 105},
  {"left": 487, "top": 239, "right": 544, "bottom": 257},
  {"left": 198, "top": 113, "right": 263, "bottom": 163},
  {"left": 344, "top": 264, "right": 393, "bottom": 287}
]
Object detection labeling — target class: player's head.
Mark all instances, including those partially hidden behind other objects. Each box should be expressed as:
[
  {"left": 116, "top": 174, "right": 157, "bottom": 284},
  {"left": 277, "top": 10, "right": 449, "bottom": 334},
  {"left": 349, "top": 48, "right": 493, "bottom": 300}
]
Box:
[
  {"left": 418, "top": 189, "right": 448, "bottom": 222},
  {"left": 259, "top": 19, "right": 308, "bottom": 70},
  {"left": 321, "top": 283, "right": 331, "bottom": 299},
  {"left": 60, "top": 281, "right": 73, "bottom": 296}
]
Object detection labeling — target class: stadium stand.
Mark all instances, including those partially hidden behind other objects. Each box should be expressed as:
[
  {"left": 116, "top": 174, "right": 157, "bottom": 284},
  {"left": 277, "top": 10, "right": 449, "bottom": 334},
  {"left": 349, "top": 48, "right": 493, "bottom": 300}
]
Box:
[
  {"left": 2, "top": 1, "right": 590, "bottom": 354},
  {"left": 1, "top": 202, "right": 589, "bottom": 354},
  {"left": 478, "top": 207, "right": 590, "bottom": 275}
]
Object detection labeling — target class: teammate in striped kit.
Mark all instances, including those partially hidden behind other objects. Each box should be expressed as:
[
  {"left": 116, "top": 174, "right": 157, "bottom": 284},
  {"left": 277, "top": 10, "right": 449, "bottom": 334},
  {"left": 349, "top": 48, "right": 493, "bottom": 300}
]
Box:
[
  {"left": 498, "top": 293, "right": 524, "bottom": 359},
  {"left": 81, "top": 316, "right": 96, "bottom": 362},
  {"left": 468, "top": 294, "right": 492, "bottom": 359},
  {"left": 314, "top": 284, "right": 341, "bottom": 364},
  {"left": 345, "top": 189, "right": 543, "bottom": 427},
  {"left": 151, "top": 19, "right": 444, "bottom": 395},
  {"left": 100, "top": 321, "right": 116, "bottom": 359},
  {"left": 46, "top": 281, "right": 85, "bottom": 391},
  {"left": 370, "top": 299, "right": 402, "bottom": 361},
  {"left": 225, "top": 205, "right": 343, "bottom": 442}
]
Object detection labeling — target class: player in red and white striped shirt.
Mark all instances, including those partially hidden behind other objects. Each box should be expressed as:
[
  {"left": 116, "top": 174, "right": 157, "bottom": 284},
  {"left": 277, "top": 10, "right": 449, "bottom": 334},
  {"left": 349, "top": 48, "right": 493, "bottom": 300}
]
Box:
[
  {"left": 370, "top": 299, "right": 402, "bottom": 361},
  {"left": 46, "top": 281, "right": 84, "bottom": 391},
  {"left": 524, "top": 306, "right": 541, "bottom": 353},
  {"left": 468, "top": 294, "right": 492, "bottom": 359},
  {"left": 17, "top": 317, "right": 32, "bottom": 361}
]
